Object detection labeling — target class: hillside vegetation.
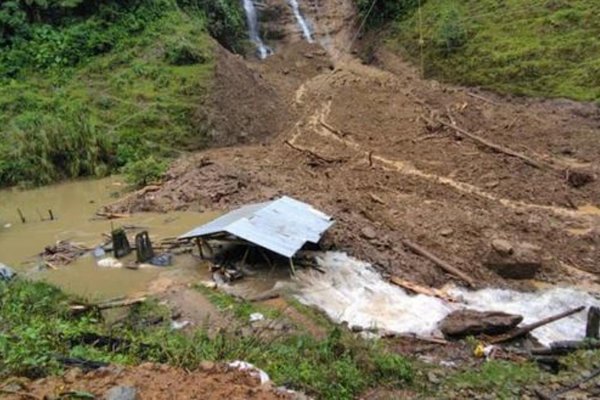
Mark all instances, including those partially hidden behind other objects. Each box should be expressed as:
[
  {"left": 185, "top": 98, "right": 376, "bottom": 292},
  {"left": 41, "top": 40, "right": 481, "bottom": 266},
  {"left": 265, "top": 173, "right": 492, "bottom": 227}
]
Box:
[
  {"left": 364, "top": 0, "right": 600, "bottom": 102},
  {"left": 0, "top": 0, "right": 245, "bottom": 188}
]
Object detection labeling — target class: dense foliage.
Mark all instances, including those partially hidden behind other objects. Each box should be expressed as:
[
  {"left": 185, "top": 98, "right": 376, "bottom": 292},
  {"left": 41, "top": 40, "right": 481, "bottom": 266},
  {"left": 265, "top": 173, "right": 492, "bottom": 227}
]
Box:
[
  {"left": 354, "top": 0, "right": 420, "bottom": 27},
  {"left": 0, "top": 0, "right": 247, "bottom": 188},
  {"left": 386, "top": 0, "right": 600, "bottom": 101}
]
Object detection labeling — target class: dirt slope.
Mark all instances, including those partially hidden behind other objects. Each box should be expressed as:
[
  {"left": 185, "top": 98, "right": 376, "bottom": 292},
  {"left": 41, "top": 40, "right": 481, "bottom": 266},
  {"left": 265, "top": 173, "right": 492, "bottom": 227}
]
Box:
[{"left": 107, "top": 2, "right": 600, "bottom": 289}]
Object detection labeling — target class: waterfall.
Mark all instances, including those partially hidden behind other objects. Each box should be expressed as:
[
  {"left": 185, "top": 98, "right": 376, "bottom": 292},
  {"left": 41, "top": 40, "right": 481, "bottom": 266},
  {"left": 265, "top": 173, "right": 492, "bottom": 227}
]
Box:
[
  {"left": 287, "top": 0, "right": 314, "bottom": 43},
  {"left": 242, "top": 0, "right": 272, "bottom": 59}
]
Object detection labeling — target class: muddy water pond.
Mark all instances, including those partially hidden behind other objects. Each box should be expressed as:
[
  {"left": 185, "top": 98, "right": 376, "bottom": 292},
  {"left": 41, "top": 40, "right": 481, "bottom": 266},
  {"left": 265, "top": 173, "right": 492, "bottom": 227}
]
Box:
[{"left": 0, "top": 177, "right": 218, "bottom": 300}]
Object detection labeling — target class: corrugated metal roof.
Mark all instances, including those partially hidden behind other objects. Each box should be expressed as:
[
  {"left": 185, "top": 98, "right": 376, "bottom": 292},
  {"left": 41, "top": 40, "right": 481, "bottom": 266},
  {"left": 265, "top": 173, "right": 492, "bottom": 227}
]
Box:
[{"left": 179, "top": 196, "right": 334, "bottom": 258}]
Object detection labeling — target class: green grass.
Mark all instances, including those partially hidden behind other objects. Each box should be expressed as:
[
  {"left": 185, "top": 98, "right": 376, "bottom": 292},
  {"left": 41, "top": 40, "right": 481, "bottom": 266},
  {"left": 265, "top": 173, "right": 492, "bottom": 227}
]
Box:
[
  {"left": 0, "top": 8, "right": 214, "bottom": 187},
  {"left": 0, "top": 278, "right": 414, "bottom": 399},
  {"left": 387, "top": 0, "right": 600, "bottom": 101}
]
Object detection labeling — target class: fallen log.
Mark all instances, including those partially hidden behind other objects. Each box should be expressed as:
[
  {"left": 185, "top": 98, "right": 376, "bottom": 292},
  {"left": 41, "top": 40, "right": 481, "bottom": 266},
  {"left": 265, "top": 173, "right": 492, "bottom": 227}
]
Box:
[
  {"left": 436, "top": 118, "right": 546, "bottom": 170},
  {"left": 535, "top": 367, "right": 600, "bottom": 400},
  {"left": 284, "top": 140, "right": 344, "bottom": 164},
  {"left": 95, "top": 211, "right": 131, "bottom": 220},
  {"left": 489, "top": 306, "right": 585, "bottom": 344},
  {"left": 390, "top": 276, "right": 456, "bottom": 302},
  {"left": 531, "top": 339, "right": 600, "bottom": 356},
  {"left": 402, "top": 239, "right": 476, "bottom": 287},
  {"left": 70, "top": 297, "right": 146, "bottom": 313}
]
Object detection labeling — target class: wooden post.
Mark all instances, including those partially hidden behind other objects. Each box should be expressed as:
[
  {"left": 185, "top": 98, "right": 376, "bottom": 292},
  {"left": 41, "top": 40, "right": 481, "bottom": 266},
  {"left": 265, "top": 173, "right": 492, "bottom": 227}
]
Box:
[
  {"left": 17, "top": 208, "right": 26, "bottom": 224},
  {"left": 289, "top": 258, "right": 296, "bottom": 276},
  {"left": 240, "top": 246, "right": 250, "bottom": 266},
  {"left": 586, "top": 306, "right": 600, "bottom": 339},
  {"left": 48, "top": 209, "right": 55, "bottom": 221},
  {"left": 195, "top": 238, "right": 204, "bottom": 259}
]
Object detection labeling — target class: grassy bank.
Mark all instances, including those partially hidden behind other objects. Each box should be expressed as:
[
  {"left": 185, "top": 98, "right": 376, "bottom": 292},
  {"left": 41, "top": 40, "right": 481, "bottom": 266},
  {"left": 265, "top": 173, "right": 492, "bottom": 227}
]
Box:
[
  {"left": 0, "top": 0, "right": 247, "bottom": 188},
  {"left": 0, "top": 278, "right": 413, "bottom": 399},
  {"left": 382, "top": 0, "right": 600, "bottom": 101}
]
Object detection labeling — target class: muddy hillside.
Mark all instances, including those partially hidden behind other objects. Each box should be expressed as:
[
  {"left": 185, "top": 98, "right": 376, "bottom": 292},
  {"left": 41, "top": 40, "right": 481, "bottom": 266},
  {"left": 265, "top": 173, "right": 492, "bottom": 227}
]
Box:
[{"left": 107, "top": 0, "right": 600, "bottom": 290}]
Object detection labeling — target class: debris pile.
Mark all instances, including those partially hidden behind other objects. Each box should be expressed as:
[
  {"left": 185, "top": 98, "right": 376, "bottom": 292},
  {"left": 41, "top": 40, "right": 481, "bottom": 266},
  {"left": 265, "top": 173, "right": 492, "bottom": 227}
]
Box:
[{"left": 41, "top": 241, "right": 90, "bottom": 268}]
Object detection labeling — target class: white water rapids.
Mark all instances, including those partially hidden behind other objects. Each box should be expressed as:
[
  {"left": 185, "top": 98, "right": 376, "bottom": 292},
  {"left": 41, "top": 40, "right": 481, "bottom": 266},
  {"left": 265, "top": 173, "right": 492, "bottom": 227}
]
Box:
[
  {"left": 242, "top": 0, "right": 272, "bottom": 59},
  {"left": 287, "top": 0, "right": 314, "bottom": 43},
  {"left": 292, "top": 252, "right": 600, "bottom": 346}
]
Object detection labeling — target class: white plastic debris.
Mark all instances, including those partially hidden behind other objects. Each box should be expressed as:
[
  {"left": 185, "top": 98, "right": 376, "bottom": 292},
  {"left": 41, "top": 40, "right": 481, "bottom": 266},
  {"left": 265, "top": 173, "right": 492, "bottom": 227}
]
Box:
[
  {"left": 293, "top": 252, "right": 600, "bottom": 346},
  {"left": 171, "top": 320, "right": 191, "bottom": 330},
  {"left": 228, "top": 360, "right": 270, "bottom": 384},
  {"left": 249, "top": 312, "right": 265, "bottom": 323},
  {"left": 3, "top": 223, "right": 11, "bottom": 229},
  {"left": 97, "top": 257, "right": 123, "bottom": 268}
]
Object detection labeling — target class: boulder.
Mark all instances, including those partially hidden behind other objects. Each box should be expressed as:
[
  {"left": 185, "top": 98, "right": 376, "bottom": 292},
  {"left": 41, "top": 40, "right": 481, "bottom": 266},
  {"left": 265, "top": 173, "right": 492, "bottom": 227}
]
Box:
[
  {"left": 439, "top": 310, "right": 523, "bottom": 338},
  {"left": 360, "top": 226, "right": 377, "bottom": 240},
  {"left": 104, "top": 386, "right": 138, "bottom": 400},
  {"left": 485, "top": 240, "right": 542, "bottom": 279},
  {"left": 0, "top": 263, "right": 15, "bottom": 281}
]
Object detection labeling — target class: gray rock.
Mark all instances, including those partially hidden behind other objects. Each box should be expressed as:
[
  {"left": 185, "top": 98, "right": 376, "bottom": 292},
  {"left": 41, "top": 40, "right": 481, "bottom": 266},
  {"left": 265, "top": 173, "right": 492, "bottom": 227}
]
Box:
[
  {"left": 439, "top": 309, "right": 523, "bottom": 338},
  {"left": 104, "top": 386, "right": 138, "bottom": 400},
  {"left": 360, "top": 227, "right": 377, "bottom": 240},
  {"left": 0, "top": 263, "right": 15, "bottom": 281},
  {"left": 485, "top": 240, "right": 542, "bottom": 279}
]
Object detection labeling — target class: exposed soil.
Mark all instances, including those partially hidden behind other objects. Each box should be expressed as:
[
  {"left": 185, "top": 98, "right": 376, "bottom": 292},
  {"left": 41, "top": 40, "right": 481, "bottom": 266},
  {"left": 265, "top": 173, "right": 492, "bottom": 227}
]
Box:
[
  {"left": 107, "top": 0, "right": 600, "bottom": 291},
  {"left": 1, "top": 363, "right": 291, "bottom": 400}
]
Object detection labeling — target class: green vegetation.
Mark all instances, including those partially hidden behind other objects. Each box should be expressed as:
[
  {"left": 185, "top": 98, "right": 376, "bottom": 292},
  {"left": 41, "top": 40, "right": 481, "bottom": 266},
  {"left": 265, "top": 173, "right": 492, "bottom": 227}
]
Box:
[
  {"left": 0, "top": 0, "right": 247, "bottom": 188},
  {"left": 1, "top": 278, "right": 414, "bottom": 399},
  {"left": 377, "top": 0, "right": 600, "bottom": 101},
  {"left": 445, "top": 360, "right": 541, "bottom": 398}
]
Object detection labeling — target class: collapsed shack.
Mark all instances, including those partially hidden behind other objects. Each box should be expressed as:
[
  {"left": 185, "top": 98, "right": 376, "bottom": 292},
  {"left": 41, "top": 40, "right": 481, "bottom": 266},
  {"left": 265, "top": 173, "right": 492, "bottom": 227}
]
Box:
[{"left": 178, "top": 196, "right": 335, "bottom": 278}]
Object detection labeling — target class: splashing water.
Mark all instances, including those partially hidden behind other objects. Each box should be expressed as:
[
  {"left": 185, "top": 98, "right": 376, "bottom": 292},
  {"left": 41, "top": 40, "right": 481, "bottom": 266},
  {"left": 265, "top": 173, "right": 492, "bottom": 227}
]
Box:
[
  {"left": 287, "top": 0, "right": 314, "bottom": 43},
  {"left": 242, "top": 0, "right": 272, "bottom": 59},
  {"left": 293, "top": 252, "right": 600, "bottom": 346}
]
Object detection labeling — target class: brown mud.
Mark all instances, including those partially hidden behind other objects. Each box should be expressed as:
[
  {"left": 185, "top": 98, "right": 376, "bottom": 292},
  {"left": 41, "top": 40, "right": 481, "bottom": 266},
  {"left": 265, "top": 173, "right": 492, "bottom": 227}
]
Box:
[
  {"left": 107, "top": 25, "right": 600, "bottom": 289},
  {"left": 1, "top": 363, "right": 290, "bottom": 400}
]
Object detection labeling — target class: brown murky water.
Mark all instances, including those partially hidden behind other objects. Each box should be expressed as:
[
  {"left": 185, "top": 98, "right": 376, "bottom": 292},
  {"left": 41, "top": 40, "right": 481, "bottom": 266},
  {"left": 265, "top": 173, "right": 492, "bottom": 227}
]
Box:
[{"left": 0, "top": 177, "right": 217, "bottom": 300}]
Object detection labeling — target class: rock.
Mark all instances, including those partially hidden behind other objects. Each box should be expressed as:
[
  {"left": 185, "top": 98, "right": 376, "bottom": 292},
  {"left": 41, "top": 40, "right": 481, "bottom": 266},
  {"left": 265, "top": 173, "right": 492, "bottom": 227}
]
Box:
[
  {"left": 360, "top": 227, "right": 377, "bottom": 240},
  {"left": 104, "top": 386, "right": 138, "bottom": 400},
  {"left": 63, "top": 368, "right": 82, "bottom": 384},
  {"left": 199, "top": 361, "right": 215, "bottom": 371},
  {"left": 439, "top": 310, "right": 523, "bottom": 338},
  {"left": 439, "top": 228, "right": 454, "bottom": 237},
  {"left": 491, "top": 239, "right": 513, "bottom": 256},
  {"left": 0, "top": 262, "right": 15, "bottom": 281},
  {"left": 486, "top": 240, "right": 542, "bottom": 279},
  {"left": 427, "top": 371, "right": 441, "bottom": 384}
]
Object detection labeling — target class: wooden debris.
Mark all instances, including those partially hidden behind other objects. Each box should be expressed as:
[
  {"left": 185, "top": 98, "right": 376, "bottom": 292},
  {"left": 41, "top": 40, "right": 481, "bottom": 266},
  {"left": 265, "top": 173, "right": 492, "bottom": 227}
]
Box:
[
  {"left": 320, "top": 120, "right": 346, "bottom": 137},
  {"left": 17, "top": 208, "right": 26, "bottom": 224},
  {"left": 42, "top": 241, "right": 90, "bottom": 266},
  {"left": 390, "top": 276, "right": 456, "bottom": 302},
  {"left": 70, "top": 297, "right": 146, "bottom": 313},
  {"left": 535, "top": 367, "right": 600, "bottom": 400},
  {"left": 587, "top": 306, "right": 600, "bottom": 339},
  {"left": 466, "top": 92, "right": 499, "bottom": 106},
  {"left": 402, "top": 239, "right": 476, "bottom": 287},
  {"left": 284, "top": 140, "right": 344, "bottom": 164},
  {"left": 95, "top": 211, "right": 130, "bottom": 220},
  {"left": 369, "top": 193, "right": 386, "bottom": 205},
  {"left": 490, "top": 306, "right": 585, "bottom": 344},
  {"left": 436, "top": 117, "right": 546, "bottom": 170}
]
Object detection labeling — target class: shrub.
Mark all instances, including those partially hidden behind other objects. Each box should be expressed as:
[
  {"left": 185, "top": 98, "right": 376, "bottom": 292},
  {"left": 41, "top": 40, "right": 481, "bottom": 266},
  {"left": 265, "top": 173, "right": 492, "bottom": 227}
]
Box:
[
  {"left": 433, "top": 5, "right": 466, "bottom": 55},
  {"left": 165, "top": 39, "right": 208, "bottom": 65},
  {"left": 123, "top": 155, "right": 167, "bottom": 188}
]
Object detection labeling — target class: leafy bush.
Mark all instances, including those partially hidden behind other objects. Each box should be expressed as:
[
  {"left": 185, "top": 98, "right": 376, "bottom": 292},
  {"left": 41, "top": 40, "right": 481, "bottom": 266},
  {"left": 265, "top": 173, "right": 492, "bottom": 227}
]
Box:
[
  {"left": 165, "top": 39, "right": 208, "bottom": 65},
  {"left": 433, "top": 4, "right": 466, "bottom": 55},
  {"left": 123, "top": 155, "right": 167, "bottom": 188},
  {"left": 0, "top": 109, "right": 112, "bottom": 187}
]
